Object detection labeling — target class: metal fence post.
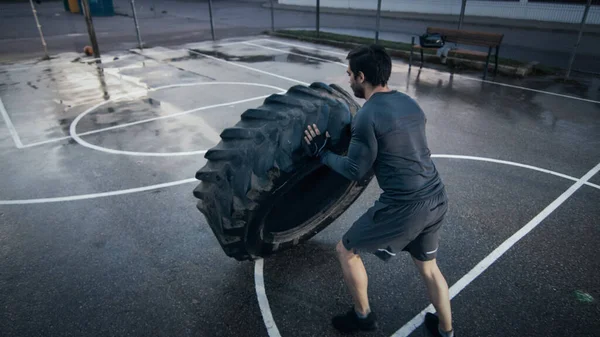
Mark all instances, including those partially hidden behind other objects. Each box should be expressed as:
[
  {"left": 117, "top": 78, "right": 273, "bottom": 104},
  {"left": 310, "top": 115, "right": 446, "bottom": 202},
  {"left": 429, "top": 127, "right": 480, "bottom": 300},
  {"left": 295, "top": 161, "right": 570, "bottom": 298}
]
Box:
[
  {"left": 316, "top": 0, "right": 320, "bottom": 37},
  {"left": 566, "top": 0, "right": 592, "bottom": 79},
  {"left": 458, "top": 0, "right": 467, "bottom": 29},
  {"left": 130, "top": 0, "right": 143, "bottom": 50},
  {"left": 81, "top": 0, "right": 101, "bottom": 63},
  {"left": 208, "top": 0, "right": 215, "bottom": 41},
  {"left": 270, "top": 0, "right": 275, "bottom": 32},
  {"left": 28, "top": 0, "right": 49, "bottom": 60},
  {"left": 375, "top": 0, "right": 382, "bottom": 43}
]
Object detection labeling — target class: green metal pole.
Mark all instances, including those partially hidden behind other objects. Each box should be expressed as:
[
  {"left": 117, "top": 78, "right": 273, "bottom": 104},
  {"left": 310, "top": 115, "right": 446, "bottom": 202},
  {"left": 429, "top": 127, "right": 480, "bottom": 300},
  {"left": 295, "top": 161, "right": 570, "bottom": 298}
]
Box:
[
  {"left": 29, "top": 0, "right": 49, "bottom": 59},
  {"left": 458, "top": 0, "right": 467, "bottom": 29},
  {"left": 208, "top": 0, "right": 215, "bottom": 41},
  {"left": 130, "top": 0, "right": 143, "bottom": 50},
  {"left": 81, "top": 0, "right": 101, "bottom": 62},
  {"left": 375, "top": 0, "right": 382, "bottom": 43},
  {"left": 316, "top": 0, "right": 320, "bottom": 37},
  {"left": 566, "top": 0, "right": 592, "bottom": 79},
  {"left": 270, "top": 0, "right": 275, "bottom": 32}
]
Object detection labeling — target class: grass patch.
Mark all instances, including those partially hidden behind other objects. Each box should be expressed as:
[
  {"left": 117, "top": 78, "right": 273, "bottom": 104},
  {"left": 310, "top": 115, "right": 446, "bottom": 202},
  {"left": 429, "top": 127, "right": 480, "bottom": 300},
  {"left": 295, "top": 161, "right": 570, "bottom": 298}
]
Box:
[
  {"left": 532, "top": 63, "right": 561, "bottom": 76},
  {"left": 275, "top": 29, "right": 418, "bottom": 52},
  {"left": 269, "top": 29, "right": 560, "bottom": 76}
]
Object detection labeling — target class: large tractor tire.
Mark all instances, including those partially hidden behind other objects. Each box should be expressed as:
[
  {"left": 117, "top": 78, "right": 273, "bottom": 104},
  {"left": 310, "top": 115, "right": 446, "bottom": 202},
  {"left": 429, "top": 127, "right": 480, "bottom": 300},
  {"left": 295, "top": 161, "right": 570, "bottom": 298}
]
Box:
[{"left": 193, "top": 82, "right": 374, "bottom": 261}]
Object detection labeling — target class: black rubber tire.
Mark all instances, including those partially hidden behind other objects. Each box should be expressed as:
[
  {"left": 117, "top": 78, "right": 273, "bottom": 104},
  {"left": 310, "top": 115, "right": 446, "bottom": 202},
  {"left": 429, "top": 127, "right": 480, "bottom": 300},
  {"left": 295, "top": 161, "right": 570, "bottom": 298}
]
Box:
[{"left": 193, "top": 82, "right": 374, "bottom": 261}]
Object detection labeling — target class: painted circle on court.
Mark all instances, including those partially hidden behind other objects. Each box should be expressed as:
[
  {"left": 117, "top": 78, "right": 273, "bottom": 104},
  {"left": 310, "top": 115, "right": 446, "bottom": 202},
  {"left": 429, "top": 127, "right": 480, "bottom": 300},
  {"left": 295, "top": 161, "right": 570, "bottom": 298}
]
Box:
[
  {"left": 254, "top": 154, "right": 600, "bottom": 337},
  {"left": 68, "top": 82, "right": 287, "bottom": 157}
]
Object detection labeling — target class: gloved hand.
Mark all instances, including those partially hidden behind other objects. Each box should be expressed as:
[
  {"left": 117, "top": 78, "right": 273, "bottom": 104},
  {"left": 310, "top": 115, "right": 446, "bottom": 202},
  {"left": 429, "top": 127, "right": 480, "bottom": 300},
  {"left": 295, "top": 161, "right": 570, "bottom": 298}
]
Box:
[{"left": 304, "top": 124, "right": 330, "bottom": 157}]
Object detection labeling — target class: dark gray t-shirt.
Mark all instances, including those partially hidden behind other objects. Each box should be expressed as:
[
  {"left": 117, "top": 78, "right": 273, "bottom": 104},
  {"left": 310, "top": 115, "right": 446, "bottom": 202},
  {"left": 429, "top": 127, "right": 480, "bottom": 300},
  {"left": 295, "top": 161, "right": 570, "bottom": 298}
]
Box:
[{"left": 321, "top": 90, "right": 444, "bottom": 204}]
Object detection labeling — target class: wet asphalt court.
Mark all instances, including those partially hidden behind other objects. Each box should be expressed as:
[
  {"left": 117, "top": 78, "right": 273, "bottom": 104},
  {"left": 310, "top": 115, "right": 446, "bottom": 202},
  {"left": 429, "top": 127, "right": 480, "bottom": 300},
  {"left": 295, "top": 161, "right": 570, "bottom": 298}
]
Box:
[{"left": 1, "top": 36, "right": 599, "bottom": 337}]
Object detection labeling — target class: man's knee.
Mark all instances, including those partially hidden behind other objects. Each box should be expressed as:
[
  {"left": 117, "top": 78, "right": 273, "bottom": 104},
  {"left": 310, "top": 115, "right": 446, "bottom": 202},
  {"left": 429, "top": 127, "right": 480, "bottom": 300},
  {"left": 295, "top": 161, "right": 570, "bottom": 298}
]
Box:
[
  {"left": 336, "top": 240, "right": 356, "bottom": 260},
  {"left": 413, "top": 257, "right": 439, "bottom": 278}
]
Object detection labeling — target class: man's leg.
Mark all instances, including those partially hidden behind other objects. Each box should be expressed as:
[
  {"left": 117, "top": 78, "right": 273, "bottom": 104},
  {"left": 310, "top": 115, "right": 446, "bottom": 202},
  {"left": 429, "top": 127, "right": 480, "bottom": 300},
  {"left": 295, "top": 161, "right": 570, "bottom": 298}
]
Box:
[
  {"left": 413, "top": 257, "right": 453, "bottom": 334},
  {"left": 336, "top": 241, "right": 370, "bottom": 315},
  {"left": 331, "top": 241, "right": 377, "bottom": 333}
]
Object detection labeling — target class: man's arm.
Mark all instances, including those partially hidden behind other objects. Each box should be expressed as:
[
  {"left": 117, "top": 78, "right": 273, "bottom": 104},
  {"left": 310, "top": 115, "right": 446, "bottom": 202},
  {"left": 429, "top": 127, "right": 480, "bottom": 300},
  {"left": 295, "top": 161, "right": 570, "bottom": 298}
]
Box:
[{"left": 320, "top": 113, "right": 377, "bottom": 181}]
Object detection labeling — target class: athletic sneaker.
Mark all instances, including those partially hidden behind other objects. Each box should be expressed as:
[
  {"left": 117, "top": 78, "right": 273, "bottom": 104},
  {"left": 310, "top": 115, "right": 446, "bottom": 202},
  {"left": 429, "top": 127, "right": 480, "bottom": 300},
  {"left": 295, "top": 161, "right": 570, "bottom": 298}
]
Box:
[
  {"left": 332, "top": 308, "right": 378, "bottom": 333},
  {"left": 424, "top": 312, "right": 455, "bottom": 337}
]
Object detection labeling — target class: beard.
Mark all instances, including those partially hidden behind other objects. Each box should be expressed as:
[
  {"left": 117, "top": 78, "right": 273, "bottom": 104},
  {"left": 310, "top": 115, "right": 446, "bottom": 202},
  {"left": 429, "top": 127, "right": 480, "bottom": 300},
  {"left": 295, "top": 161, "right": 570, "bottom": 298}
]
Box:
[{"left": 351, "top": 82, "right": 365, "bottom": 99}]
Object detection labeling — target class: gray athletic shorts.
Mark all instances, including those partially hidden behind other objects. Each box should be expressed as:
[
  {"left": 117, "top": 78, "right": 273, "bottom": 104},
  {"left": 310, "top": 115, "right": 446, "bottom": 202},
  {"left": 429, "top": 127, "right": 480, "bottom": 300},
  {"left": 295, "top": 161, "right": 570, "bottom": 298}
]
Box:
[{"left": 342, "top": 190, "right": 448, "bottom": 262}]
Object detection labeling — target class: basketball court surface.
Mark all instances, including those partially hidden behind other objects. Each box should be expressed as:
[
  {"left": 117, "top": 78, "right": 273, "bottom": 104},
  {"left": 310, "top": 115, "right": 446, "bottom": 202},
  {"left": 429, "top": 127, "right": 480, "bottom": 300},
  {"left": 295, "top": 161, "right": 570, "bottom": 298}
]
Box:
[{"left": 1, "top": 35, "right": 599, "bottom": 337}]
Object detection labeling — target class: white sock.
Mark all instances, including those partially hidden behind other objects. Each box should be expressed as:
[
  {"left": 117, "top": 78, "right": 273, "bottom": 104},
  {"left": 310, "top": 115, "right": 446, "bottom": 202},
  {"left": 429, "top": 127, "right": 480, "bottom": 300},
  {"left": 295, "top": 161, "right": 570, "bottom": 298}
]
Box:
[
  {"left": 438, "top": 326, "right": 454, "bottom": 337},
  {"left": 355, "top": 308, "right": 370, "bottom": 319}
]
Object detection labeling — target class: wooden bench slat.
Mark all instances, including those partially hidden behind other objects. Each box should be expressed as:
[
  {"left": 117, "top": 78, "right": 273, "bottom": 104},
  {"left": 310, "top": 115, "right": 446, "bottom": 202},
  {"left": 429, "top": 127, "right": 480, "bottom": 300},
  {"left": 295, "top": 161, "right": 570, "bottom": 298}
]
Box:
[
  {"left": 410, "top": 26, "right": 503, "bottom": 80},
  {"left": 412, "top": 45, "right": 438, "bottom": 50},
  {"left": 451, "top": 39, "right": 501, "bottom": 47},
  {"left": 426, "top": 27, "right": 504, "bottom": 46},
  {"left": 426, "top": 27, "right": 504, "bottom": 40},
  {"left": 450, "top": 49, "right": 489, "bottom": 57},
  {"left": 412, "top": 46, "right": 489, "bottom": 58}
]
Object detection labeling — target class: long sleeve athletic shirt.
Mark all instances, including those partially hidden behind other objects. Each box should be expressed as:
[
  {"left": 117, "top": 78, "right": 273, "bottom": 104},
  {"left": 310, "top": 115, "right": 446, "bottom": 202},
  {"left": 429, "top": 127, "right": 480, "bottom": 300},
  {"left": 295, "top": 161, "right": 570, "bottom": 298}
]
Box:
[{"left": 320, "top": 90, "right": 444, "bottom": 204}]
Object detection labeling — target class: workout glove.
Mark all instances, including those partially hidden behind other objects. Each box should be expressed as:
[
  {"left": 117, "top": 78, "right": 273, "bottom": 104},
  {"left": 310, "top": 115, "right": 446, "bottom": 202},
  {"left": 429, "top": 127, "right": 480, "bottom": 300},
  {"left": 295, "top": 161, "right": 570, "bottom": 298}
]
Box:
[{"left": 305, "top": 133, "right": 330, "bottom": 157}]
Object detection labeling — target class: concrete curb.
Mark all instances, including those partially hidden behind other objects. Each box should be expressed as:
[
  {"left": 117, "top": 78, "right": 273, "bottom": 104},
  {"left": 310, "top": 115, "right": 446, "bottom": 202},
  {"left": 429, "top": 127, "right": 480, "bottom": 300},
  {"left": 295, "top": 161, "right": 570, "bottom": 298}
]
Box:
[
  {"left": 267, "top": 31, "right": 551, "bottom": 78},
  {"left": 264, "top": 2, "right": 600, "bottom": 35}
]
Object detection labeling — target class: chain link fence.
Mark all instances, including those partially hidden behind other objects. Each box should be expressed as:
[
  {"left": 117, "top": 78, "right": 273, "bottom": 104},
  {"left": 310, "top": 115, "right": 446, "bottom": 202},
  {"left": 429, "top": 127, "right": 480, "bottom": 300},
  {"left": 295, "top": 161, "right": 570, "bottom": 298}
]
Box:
[
  {"left": 15, "top": 0, "right": 599, "bottom": 77},
  {"left": 457, "top": 0, "right": 600, "bottom": 76}
]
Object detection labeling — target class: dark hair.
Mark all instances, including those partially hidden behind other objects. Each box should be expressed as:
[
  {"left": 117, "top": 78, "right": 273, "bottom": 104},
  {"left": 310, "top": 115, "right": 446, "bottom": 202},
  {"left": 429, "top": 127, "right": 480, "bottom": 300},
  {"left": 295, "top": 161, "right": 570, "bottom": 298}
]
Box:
[{"left": 346, "top": 44, "right": 392, "bottom": 87}]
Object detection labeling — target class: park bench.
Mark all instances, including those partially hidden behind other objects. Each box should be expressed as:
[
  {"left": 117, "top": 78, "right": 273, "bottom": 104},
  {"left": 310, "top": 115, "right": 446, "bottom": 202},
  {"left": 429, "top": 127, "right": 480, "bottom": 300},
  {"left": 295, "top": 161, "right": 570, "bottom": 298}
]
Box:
[{"left": 409, "top": 27, "right": 504, "bottom": 79}]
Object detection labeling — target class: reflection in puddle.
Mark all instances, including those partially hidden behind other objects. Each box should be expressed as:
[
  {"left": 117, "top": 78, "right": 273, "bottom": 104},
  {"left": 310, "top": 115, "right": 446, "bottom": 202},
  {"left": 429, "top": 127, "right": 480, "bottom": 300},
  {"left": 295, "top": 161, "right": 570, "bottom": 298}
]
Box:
[
  {"left": 184, "top": 49, "right": 275, "bottom": 63},
  {"left": 186, "top": 49, "right": 324, "bottom": 66},
  {"left": 288, "top": 47, "right": 344, "bottom": 63}
]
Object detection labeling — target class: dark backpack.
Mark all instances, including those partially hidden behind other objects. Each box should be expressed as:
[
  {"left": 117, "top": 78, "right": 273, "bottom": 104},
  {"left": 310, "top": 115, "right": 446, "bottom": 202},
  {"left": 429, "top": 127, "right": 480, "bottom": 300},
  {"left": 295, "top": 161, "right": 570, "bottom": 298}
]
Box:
[{"left": 419, "top": 33, "right": 445, "bottom": 48}]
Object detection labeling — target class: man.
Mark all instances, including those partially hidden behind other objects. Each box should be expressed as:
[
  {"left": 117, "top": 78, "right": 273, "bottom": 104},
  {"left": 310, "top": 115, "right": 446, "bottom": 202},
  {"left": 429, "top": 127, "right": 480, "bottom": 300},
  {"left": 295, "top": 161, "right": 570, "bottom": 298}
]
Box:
[{"left": 303, "top": 45, "right": 454, "bottom": 337}]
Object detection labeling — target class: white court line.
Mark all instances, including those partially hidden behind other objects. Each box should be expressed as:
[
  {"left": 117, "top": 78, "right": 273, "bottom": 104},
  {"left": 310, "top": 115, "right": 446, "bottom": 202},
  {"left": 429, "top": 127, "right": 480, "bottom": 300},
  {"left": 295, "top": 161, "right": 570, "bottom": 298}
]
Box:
[
  {"left": 242, "top": 42, "right": 347, "bottom": 67},
  {"left": 461, "top": 76, "right": 600, "bottom": 105},
  {"left": 1, "top": 63, "right": 145, "bottom": 149},
  {"left": 203, "top": 43, "right": 600, "bottom": 191},
  {"left": 243, "top": 40, "right": 600, "bottom": 111},
  {"left": 0, "top": 62, "right": 98, "bottom": 73},
  {"left": 161, "top": 101, "right": 222, "bottom": 144},
  {"left": 76, "top": 94, "right": 275, "bottom": 137},
  {"left": 187, "top": 49, "right": 309, "bottom": 86},
  {"left": 12, "top": 40, "right": 302, "bottom": 150},
  {"left": 0, "top": 178, "right": 197, "bottom": 205},
  {"left": 127, "top": 39, "right": 249, "bottom": 53},
  {"left": 0, "top": 97, "right": 23, "bottom": 148},
  {"left": 68, "top": 82, "right": 286, "bottom": 157},
  {"left": 392, "top": 161, "right": 600, "bottom": 337},
  {"left": 254, "top": 155, "right": 600, "bottom": 337},
  {"left": 20, "top": 136, "right": 72, "bottom": 148},
  {"left": 19, "top": 82, "right": 284, "bottom": 149},
  {"left": 260, "top": 38, "right": 600, "bottom": 105},
  {"left": 431, "top": 154, "right": 578, "bottom": 182},
  {"left": 431, "top": 154, "right": 600, "bottom": 191},
  {"left": 0, "top": 154, "right": 595, "bottom": 207},
  {"left": 217, "top": 38, "right": 266, "bottom": 47},
  {"left": 587, "top": 182, "right": 600, "bottom": 190},
  {"left": 179, "top": 38, "right": 262, "bottom": 48},
  {"left": 254, "top": 259, "right": 282, "bottom": 337},
  {"left": 8, "top": 58, "right": 148, "bottom": 149},
  {"left": 0, "top": 56, "right": 129, "bottom": 73},
  {"left": 13, "top": 40, "right": 305, "bottom": 149},
  {"left": 101, "top": 66, "right": 150, "bottom": 90},
  {"left": 257, "top": 39, "right": 348, "bottom": 57}
]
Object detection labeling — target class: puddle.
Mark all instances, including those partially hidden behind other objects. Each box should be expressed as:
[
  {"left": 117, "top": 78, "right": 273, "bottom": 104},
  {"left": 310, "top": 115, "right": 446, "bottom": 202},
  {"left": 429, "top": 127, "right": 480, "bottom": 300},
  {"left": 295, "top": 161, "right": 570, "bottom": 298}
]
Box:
[
  {"left": 187, "top": 49, "right": 324, "bottom": 66},
  {"left": 186, "top": 49, "right": 275, "bottom": 63},
  {"left": 288, "top": 47, "right": 344, "bottom": 63}
]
